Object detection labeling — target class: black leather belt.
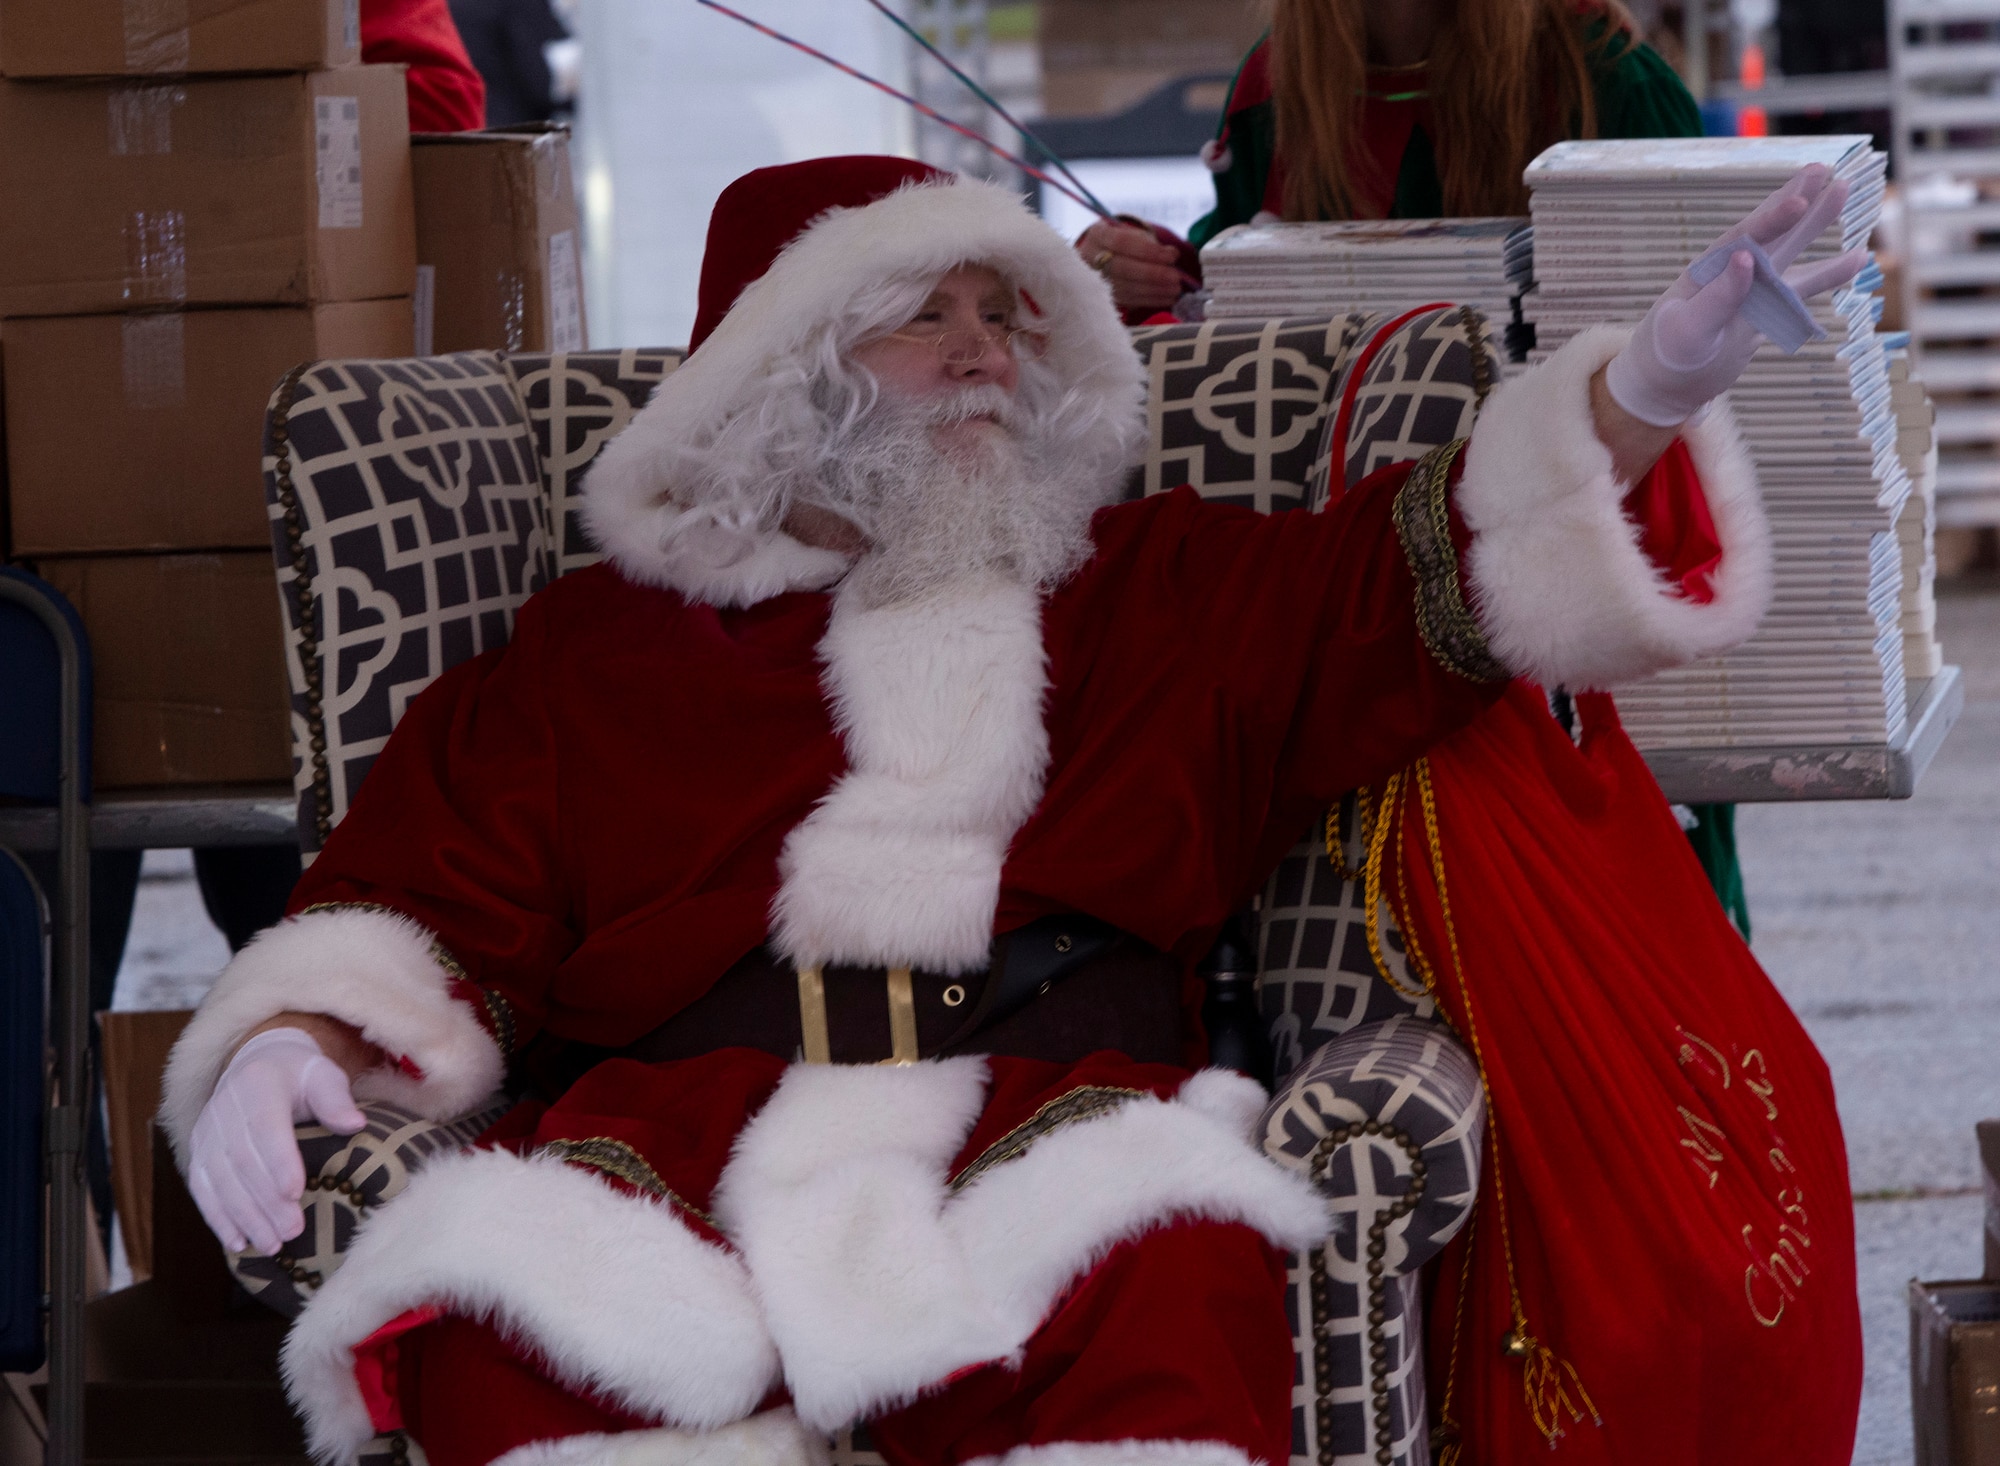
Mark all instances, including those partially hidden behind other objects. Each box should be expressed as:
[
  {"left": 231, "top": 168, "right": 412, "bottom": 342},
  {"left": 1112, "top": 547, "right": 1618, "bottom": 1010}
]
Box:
[{"left": 611, "top": 914, "right": 1182, "bottom": 1068}]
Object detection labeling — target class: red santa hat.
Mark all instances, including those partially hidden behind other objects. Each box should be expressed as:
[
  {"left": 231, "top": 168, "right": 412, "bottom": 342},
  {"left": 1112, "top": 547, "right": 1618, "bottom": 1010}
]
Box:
[
  {"left": 687, "top": 155, "right": 947, "bottom": 353},
  {"left": 582, "top": 156, "right": 1147, "bottom": 608}
]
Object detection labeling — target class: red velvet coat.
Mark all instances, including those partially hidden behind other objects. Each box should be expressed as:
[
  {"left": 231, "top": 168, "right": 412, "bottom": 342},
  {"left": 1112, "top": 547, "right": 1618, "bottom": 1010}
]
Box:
[{"left": 291, "top": 474, "right": 1502, "bottom": 1056}]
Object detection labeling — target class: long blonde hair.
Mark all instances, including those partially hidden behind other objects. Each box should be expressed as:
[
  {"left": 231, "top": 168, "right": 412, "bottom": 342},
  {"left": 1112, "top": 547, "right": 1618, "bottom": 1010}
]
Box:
[{"left": 1271, "top": 0, "right": 1632, "bottom": 221}]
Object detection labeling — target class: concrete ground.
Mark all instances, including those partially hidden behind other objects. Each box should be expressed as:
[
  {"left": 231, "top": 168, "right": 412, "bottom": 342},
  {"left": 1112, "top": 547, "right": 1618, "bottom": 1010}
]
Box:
[
  {"left": 1737, "top": 581, "right": 2000, "bottom": 1466},
  {"left": 108, "top": 590, "right": 2000, "bottom": 1466}
]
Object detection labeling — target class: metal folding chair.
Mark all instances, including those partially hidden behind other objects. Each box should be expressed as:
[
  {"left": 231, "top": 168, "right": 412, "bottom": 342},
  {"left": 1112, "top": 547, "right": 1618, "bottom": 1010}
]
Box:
[{"left": 0, "top": 566, "right": 93, "bottom": 1466}]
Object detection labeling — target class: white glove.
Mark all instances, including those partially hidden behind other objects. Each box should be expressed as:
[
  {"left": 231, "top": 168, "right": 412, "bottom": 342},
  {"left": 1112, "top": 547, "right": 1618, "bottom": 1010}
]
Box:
[
  {"left": 186, "top": 1027, "right": 367, "bottom": 1255},
  {"left": 1604, "top": 163, "right": 1869, "bottom": 427}
]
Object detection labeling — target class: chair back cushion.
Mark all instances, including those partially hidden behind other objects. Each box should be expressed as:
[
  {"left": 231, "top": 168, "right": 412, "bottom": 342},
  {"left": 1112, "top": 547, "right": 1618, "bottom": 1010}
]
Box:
[
  {"left": 1128, "top": 315, "right": 1373, "bottom": 510},
  {"left": 263, "top": 353, "right": 553, "bottom": 853},
  {"left": 504, "top": 349, "right": 685, "bottom": 578},
  {"left": 1309, "top": 303, "right": 1505, "bottom": 509}
]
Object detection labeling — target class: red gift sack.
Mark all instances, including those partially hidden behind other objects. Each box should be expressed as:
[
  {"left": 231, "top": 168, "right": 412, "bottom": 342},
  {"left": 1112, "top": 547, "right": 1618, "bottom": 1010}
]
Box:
[{"left": 1359, "top": 683, "right": 1860, "bottom": 1466}]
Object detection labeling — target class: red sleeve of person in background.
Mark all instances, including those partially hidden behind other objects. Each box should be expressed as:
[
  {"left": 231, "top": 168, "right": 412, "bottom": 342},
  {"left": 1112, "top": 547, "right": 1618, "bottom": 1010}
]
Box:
[{"left": 363, "top": 0, "right": 488, "bottom": 132}]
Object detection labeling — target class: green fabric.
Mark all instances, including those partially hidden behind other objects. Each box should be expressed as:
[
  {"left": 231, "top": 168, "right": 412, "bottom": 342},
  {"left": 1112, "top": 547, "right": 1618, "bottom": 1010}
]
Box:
[
  {"left": 1684, "top": 803, "right": 1750, "bottom": 940},
  {"left": 1189, "top": 22, "right": 1700, "bottom": 246}
]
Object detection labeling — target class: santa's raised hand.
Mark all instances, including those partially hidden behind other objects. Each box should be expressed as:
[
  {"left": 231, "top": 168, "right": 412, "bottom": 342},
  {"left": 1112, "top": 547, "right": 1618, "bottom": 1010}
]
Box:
[{"left": 1605, "top": 163, "right": 1870, "bottom": 428}]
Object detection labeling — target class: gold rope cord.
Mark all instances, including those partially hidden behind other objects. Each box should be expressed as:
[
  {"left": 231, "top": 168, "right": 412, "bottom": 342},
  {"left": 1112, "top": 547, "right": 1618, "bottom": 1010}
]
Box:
[{"left": 1351, "top": 761, "right": 1602, "bottom": 1457}]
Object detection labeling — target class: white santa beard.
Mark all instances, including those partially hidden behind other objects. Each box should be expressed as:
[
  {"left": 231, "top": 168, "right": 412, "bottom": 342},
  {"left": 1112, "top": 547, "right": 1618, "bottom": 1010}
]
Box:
[{"left": 813, "top": 385, "right": 1107, "bottom": 610}]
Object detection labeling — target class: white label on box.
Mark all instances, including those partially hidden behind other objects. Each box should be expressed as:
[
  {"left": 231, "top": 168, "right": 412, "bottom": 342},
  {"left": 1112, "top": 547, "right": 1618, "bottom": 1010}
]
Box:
[
  {"left": 413, "top": 264, "right": 436, "bottom": 357},
  {"left": 548, "top": 230, "right": 584, "bottom": 352},
  {"left": 122, "top": 314, "right": 186, "bottom": 410},
  {"left": 337, "top": 0, "right": 361, "bottom": 52},
  {"left": 315, "top": 97, "right": 364, "bottom": 230},
  {"left": 122, "top": 0, "right": 190, "bottom": 71}
]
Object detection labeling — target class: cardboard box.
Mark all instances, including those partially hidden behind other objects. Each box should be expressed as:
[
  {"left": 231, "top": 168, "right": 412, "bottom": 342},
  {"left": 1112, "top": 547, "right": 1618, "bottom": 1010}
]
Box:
[
  {"left": 0, "top": 0, "right": 359, "bottom": 77},
  {"left": 412, "top": 125, "right": 587, "bottom": 354},
  {"left": 1980, "top": 1119, "right": 2000, "bottom": 1279},
  {"left": 4, "top": 298, "right": 412, "bottom": 554},
  {"left": 0, "top": 66, "right": 414, "bottom": 317},
  {"left": 1912, "top": 1280, "right": 2000, "bottom": 1466},
  {"left": 99, "top": 1009, "right": 194, "bottom": 1282},
  {"left": 33, "top": 553, "right": 291, "bottom": 788}
]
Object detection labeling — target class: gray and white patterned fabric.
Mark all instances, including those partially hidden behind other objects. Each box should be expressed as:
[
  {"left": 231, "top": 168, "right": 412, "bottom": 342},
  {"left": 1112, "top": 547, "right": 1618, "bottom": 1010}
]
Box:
[
  {"left": 1307, "top": 304, "right": 1504, "bottom": 508},
  {"left": 1260, "top": 794, "right": 1436, "bottom": 1083},
  {"left": 229, "top": 1097, "right": 509, "bottom": 1318},
  {"left": 262, "top": 354, "right": 554, "bottom": 853},
  {"left": 505, "top": 349, "right": 684, "bottom": 578},
  {"left": 1128, "top": 316, "right": 1371, "bottom": 511},
  {"left": 1261, "top": 1015, "right": 1485, "bottom": 1466}
]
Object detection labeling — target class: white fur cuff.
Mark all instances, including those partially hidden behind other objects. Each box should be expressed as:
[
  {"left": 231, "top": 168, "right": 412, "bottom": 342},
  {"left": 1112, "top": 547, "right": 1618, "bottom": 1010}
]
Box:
[
  {"left": 1457, "top": 324, "right": 1772, "bottom": 690},
  {"left": 488, "top": 1408, "right": 830, "bottom": 1466},
  {"left": 967, "top": 1441, "right": 1256, "bottom": 1466},
  {"left": 159, "top": 906, "right": 505, "bottom": 1167},
  {"left": 283, "top": 1149, "right": 783, "bottom": 1465}
]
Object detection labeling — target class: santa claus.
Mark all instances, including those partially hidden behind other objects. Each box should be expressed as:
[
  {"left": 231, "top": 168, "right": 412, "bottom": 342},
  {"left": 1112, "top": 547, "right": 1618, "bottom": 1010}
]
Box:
[{"left": 160, "top": 156, "right": 1859, "bottom": 1465}]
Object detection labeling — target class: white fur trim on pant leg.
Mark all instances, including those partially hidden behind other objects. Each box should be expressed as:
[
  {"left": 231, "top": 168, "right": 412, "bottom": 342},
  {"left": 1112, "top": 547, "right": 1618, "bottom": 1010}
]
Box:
[
  {"left": 716, "top": 1063, "right": 1325, "bottom": 1432},
  {"left": 490, "top": 1410, "right": 832, "bottom": 1466},
  {"left": 1457, "top": 324, "right": 1772, "bottom": 690},
  {"left": 965, "top": 1439, "right": 1257, "bottom": 1466},
  {"left": 944, "top": 1074, "right": 1329, "bottom": 1348},
  {"left": 282, "top": 1149, "right": 781, "bottom": 1466},
  {"left": 159, "top": 906, "right": 504, "bottom": 1168},
  {"left": 711, "top": 1058, "right": 998, "bottom": 1431}
]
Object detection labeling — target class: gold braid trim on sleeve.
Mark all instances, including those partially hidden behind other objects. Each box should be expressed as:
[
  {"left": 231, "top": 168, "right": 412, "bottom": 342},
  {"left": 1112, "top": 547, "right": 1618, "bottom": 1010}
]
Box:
[
  {"left": 947, "top": 1085, "right": 1145, "bottom": 1196},
  {"left": 535, "top": 1136, "right": 721, "bottom": 1230},
  {"left": 1391, "top": 439, "right": 1511, "bottom": 685}
]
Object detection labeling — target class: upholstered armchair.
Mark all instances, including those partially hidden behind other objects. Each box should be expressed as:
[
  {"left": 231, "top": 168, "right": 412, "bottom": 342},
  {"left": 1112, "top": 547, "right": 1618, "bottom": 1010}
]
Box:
[{"left": 238, "top": 305, "right": 1504, "bottom": 1466}]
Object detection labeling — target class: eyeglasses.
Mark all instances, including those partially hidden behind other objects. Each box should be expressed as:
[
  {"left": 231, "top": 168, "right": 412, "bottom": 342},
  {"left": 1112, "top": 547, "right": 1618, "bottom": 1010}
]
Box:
[{"left": 881, "top": 324, "right": 1050, "bottom": 366}]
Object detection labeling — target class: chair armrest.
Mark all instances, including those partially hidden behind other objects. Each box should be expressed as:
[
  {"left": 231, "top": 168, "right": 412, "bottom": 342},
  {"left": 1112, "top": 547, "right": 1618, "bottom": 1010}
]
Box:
[
  {"left": 1257, "top": 1013, "right": 1484, "bottom": 1278},
  {"left": 229, "top": 1096, "right": 509, "bottom": 1319}
]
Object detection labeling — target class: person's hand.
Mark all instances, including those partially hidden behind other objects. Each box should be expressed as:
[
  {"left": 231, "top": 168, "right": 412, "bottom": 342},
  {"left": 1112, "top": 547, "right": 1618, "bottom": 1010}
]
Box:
[
  {"left": 186, "top": 1027, "right": 367, "bottom": 1255},
  {"left": 1075, "top": 218, "right": 1184, "bottom": 313},
  {"left": 1604, "top": 164, "right": 1868, "bottom": 427}
]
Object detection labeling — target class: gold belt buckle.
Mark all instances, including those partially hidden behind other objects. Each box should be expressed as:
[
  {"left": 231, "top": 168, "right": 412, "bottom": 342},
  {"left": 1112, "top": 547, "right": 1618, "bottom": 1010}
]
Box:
[{"left": 794, "top": 965, "right": 920, "bottom": 1066}]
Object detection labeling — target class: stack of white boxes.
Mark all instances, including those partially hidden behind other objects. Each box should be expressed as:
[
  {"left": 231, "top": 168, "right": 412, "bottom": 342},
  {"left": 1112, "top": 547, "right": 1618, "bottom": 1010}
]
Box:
[
  {"left": 1200, "top": 217, "right": 1531, "bottom": 325},
  {"left": 1522, "top": 135, "right": 1917, "bottom": 751}
]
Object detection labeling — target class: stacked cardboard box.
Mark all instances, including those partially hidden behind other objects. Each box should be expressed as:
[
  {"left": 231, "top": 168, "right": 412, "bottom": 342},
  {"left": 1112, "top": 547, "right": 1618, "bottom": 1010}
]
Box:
[
  {"left": 0, "top": 0, "right": 417, "bottom": 787},
  {"left": 413, "top": 124, "right": 588, "bottom": 355}
]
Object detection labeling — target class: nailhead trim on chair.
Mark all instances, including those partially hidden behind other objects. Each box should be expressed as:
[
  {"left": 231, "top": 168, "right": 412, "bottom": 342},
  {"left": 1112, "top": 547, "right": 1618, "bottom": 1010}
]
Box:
[
  {"left": 267, "top": 362, "right": 334, "bottom": 847},
  {"left": 1306, "top": 1120, "right": 1427, "bottom": 1466}
]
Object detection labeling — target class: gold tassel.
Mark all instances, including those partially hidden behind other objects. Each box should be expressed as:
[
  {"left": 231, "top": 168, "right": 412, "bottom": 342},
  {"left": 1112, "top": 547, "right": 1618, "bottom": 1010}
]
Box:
[{"left": 1364, "top": 759, "right": 1604, "bottom": 1453}]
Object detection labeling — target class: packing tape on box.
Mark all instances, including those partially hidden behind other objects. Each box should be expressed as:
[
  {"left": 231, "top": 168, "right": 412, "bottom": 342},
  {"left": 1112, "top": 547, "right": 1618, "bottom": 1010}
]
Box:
[
  {"left": 122, "top": 208, "right": 188, "bottom": 304},
  {"left": 122, "top": 313, "right": 187, "bottom": 410},
  {"left": 108, "top": 84, "right": 183, "bottom": 156},
  {"left": 333, "top": 0, "right": 362, "bottom": 53},
  {"left": 497, "top": 269, "right": 528, "bottom": 352},
  {"left": 122, "top": 0, "right": 190, "bottom": 72}
]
